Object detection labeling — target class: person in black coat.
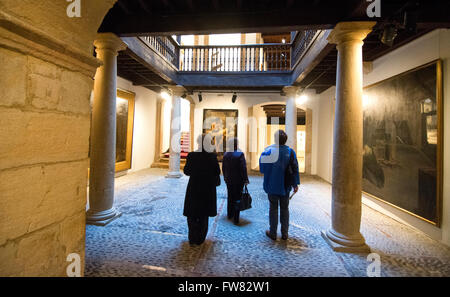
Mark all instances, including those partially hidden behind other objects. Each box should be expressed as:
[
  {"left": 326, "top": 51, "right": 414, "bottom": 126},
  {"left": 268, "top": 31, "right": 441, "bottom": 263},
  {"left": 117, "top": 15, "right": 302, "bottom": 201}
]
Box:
[
  {"left": 222, "top": 137, "right": 249, "bottom": 225},
  {"left": 183, "top": 134, "right": 221, "bottom": 245}
]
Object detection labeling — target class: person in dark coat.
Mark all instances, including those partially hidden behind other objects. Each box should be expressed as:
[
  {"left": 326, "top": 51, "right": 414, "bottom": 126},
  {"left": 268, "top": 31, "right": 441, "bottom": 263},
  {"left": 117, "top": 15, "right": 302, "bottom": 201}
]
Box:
[
  {"left": 222, "top": 137, "right": 249, "bottom": 225},
  {"left": 183, "top": 134, "right": 221, "bottom": 245}
]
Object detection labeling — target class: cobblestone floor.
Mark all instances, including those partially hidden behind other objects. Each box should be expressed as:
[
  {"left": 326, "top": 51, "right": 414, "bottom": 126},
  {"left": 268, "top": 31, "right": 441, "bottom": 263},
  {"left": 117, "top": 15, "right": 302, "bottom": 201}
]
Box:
[{"left": 85, "top": 168, "right": 450, "bottom": 277}]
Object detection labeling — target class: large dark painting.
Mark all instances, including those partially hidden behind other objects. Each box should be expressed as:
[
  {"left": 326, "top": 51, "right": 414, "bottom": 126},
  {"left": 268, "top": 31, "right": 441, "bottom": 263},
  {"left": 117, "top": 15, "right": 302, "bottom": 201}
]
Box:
[
  {"left": 362, "top": 60, "right": 442, "bottom": 225},
  {"left": 202, "top": 109, "right": 238, "bottom": 161}
]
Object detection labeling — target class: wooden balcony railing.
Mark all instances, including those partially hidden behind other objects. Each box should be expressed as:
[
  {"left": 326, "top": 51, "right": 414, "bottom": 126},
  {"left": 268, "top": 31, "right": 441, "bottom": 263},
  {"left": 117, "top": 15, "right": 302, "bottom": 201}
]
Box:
[
  {"left": 179, "top": 44, "right": 291, "bottom": 72},
  {"left": 137, "top": 31, "right": 322, "bottom": 73},
  {"left": 139, "top": 35, "right": 179, "bottom": 66},
  {"left": 291, "top": 30, "right": 320, "bottom": 68}
]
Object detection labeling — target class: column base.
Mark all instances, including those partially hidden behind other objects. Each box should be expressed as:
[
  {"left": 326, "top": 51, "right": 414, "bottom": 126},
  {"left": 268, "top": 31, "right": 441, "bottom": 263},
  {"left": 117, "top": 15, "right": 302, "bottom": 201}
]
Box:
[
  {"left": 86, "top": 208, "right": 122, "bottom": 226},
  {"left": 165, "top": 171, "right": 183, "bottom": 178},
  {"left": 321, "top": 230, "right": 370, "bottom": 253}
]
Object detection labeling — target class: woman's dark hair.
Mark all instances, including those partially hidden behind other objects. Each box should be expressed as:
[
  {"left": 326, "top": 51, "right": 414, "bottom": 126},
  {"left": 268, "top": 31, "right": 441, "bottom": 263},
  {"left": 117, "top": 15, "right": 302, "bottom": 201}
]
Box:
[{"left": 274, "top": 130, "right": 288, "bottom": 145}]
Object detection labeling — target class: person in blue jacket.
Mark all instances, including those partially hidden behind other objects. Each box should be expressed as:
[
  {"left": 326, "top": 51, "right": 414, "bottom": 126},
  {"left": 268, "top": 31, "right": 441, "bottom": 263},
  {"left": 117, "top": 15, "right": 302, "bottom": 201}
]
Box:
[{"left": 259, "top": 129, "right": 300, "bottom": 241}]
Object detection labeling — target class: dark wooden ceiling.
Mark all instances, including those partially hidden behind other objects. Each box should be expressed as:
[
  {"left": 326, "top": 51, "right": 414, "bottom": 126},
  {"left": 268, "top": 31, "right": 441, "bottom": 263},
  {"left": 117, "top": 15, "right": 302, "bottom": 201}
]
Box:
[
  {"left": 109, "top": 0, "right": 450, "bottom": 93},
  {"left": 262, "top": 32, "right": 291, "bottom": 44},
  {"left": 99, "top": 0, "right": 450, "bottom": 36},
  {"left": 298, "top": 26, "right": 437, "bottom": 93},
  {"left": 262, "top": 104, "right": 306, "bottom": 125},
  {"left": 117, "top": 49, "right": 169, "bottom": 93}
]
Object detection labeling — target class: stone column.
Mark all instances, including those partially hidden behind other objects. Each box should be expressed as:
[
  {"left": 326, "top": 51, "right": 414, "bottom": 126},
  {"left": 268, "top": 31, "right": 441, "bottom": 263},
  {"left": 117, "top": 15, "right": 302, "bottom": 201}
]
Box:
[
  {"left": 190, "top": 102, "right": 195, "bottom": 152},
  {"left": 166, "top": 85, "right": 185, "bottom": 178},
  {"left": 321, "top": 22, "right": 375, "bottom": 252},
  {"left": 87, "top": 33, "right": 127, "bottom": 226},
  {"left": 283, "top": 86, "right": 299, "bottom": 152}
]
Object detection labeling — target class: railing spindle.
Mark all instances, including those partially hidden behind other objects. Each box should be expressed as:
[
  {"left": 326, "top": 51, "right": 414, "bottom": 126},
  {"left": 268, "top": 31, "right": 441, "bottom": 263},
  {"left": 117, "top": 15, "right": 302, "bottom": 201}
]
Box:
[{"left": 168, "top": 31, "right": 317, "bottom": 72}]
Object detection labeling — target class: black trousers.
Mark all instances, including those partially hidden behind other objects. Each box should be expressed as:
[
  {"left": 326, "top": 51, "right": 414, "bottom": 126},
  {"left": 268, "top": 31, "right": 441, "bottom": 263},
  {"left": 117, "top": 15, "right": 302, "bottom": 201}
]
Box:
[
  {"left": 187, "top": 216, "right": 209, "bottom": 245},
  {"left": 268, "top": 194, "right": 290, "bottom": 237},
  {"left": 226, "top": 183, "right": 243, "bottom": 223}
]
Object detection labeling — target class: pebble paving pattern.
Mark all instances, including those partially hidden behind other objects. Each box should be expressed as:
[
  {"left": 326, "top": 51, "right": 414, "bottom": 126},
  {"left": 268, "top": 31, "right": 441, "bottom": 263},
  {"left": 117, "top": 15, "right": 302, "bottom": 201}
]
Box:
[{"left": 85, "top": 168, "right": 450, "bottom": 277}]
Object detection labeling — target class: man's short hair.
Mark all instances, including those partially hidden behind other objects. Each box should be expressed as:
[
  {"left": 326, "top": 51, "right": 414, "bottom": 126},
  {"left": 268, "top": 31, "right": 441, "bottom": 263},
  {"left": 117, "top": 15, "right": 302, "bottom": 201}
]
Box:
[{"left": 274, "top": 130, "right": 288, "bottom": 145}]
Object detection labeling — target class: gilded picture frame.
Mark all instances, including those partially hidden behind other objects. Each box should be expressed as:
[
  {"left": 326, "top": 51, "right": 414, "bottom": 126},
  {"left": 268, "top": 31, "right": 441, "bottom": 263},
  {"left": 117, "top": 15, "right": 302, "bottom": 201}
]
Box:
[
  {"left": 362, "top": 60, "right": 443, "bottom": 226},
  {"left": 202, "top": 109, "right": 239, "bottom": 161},
  {"left": 115, "top": 89, "right": 135, "bottom": 172}
]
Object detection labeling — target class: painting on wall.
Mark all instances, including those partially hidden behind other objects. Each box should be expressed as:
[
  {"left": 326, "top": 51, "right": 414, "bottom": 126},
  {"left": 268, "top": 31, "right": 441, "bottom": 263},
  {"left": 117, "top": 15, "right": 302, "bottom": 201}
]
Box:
[
  {"left": 202, "top": 109, "right": 238, "bottom": 161},
  {"left": 362, "top": 60, "right": 442, "bottom": 225},
  {"left": 115, "top": 89, "right": 135, "bottom": 172}
]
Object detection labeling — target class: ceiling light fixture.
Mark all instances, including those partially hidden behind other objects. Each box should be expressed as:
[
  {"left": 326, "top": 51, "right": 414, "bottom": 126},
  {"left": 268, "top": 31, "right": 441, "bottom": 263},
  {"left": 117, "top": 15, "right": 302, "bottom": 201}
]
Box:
[
  {"left": 198, "top": 92, "right": 203, "bottom": 102},
  {"left": 231, "top": 92, "right": 237, "bottom": 103},
  {"left": 160, "top": 91, "right": 171, "bottom": 101},
  {"left": 380, "top": 24, "right": 398, "bottom": 47},
  {"left": 296, "top": 94, "right": 308, "bottom": 105}
]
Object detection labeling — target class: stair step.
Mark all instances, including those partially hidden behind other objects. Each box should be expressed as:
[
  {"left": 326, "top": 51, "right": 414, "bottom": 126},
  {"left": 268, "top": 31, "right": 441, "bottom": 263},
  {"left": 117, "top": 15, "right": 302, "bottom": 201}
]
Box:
[
  {"left": 159, "top": 157, "right": 186, "bottom": 163},
  {"left": 151, "top": 161, "right": 186, "bottom": 170}
]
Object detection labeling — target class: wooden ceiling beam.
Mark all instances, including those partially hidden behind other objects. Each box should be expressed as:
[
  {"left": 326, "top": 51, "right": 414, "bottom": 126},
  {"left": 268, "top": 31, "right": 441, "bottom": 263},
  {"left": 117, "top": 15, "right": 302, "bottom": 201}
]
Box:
[
  {"left": 161, "top": 0, "right": 171, "bottom": 8},
  {"left": 186, "top": 0, "right": 194, "bottom": 11},
  {"left": 236, "top": 0, "right": 242, "bottom": 9},
  {"left": 212, "top": 0, "right": 220, "bottom": 11},
  {"left": 137, "top": 0, "right": 152, "bottom": 13},
  {"left": 117, "top": 0, "right": 133, "bottom": 15}
]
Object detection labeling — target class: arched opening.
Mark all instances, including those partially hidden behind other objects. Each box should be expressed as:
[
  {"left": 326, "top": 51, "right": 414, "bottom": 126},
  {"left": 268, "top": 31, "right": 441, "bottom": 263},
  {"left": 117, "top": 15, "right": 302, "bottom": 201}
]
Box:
[
  {"left": 262, "top": 104, "right": 307, "bottom": 173},
  {"left": 248, "top": 101, "right": 312, "bottom": 174}
]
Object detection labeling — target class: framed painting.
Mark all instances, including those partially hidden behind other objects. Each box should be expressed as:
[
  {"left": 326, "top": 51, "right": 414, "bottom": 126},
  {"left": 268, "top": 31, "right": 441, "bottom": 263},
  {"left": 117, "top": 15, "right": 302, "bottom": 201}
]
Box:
[
  {"left": 202, "top": 109, "right": 239, "bottom": 161},
  {"left": 362, "top": 60, "right": 443, "bottom": 226},
  {"left": 115, "top": 89, "right": 135, "bottom": 172}
]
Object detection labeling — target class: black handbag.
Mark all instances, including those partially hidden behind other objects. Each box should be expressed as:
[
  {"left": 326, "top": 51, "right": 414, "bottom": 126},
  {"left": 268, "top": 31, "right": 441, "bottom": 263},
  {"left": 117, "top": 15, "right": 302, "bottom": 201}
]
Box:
[{"left": 238, "top": 185, "right": 252, "bottom": 211}]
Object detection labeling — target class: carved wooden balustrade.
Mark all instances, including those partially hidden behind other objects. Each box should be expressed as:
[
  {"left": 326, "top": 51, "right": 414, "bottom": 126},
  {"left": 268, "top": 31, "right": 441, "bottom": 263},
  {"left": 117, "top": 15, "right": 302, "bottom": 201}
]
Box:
[
  {"left": 139, "top": 35, "right": 179, "bottom": 66},
  {"left": 179, "top": 43, "right": 291, "bottom": 72},
  {"left": 137, "top": 31, "right": 321, "bottom": 73}
]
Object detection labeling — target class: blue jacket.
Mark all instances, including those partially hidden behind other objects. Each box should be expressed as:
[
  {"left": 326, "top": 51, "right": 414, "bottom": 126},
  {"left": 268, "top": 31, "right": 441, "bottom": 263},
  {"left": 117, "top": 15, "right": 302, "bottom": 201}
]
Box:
[{"left": 259, "top": 145, "right": 300, "bottom": 196}]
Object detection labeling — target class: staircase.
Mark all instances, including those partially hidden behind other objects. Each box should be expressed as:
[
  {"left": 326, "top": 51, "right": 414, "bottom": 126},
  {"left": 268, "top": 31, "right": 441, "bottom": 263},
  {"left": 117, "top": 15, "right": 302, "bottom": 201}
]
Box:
[{"left": 152, "top": 131, "right": 190, "bottom": 169}]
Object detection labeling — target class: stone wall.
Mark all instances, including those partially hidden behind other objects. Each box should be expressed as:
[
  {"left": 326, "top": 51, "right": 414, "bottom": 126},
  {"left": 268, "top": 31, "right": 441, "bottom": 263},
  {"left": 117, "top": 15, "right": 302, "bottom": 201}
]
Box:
[{"left": 0, "top": 0, "right": 115, "bottom": 276}]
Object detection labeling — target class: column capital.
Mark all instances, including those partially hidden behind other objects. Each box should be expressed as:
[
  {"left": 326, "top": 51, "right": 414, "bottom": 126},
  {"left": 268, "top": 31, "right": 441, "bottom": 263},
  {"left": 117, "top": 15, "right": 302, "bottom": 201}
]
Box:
[
  {"left": 94, "top": 33, "right": 127, "bottom": 53},
  {"left": 168, "top": 85, "right": 186, "bottom": 97},
  {"left": 282, "top": 86, "right": 300, "bottom": 97},
  {"left": 327, "top": 22, "right": 376, "bottom": 45}
]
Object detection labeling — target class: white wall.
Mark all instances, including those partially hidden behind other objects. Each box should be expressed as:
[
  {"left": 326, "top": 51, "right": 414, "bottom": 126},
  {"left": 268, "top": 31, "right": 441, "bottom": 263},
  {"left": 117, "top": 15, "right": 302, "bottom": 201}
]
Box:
[
  {"left": 117, "top": 77, "right": 158, "bottom": 173},
  {"left": 301, "top": 89, "right": 320, "bottom": 175},
  {"left": 315, "top": 29, "right": 450, "bottom": 246},
  {"left": 316, "top": 86, "right": 335, "bottom": 183}
]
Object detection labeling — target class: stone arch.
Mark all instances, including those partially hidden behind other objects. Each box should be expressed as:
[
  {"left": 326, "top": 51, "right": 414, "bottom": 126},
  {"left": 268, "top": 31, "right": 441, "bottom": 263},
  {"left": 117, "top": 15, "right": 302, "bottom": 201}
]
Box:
[{"left": 0, "top": 1, "right": 118, "bottom": 276}]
